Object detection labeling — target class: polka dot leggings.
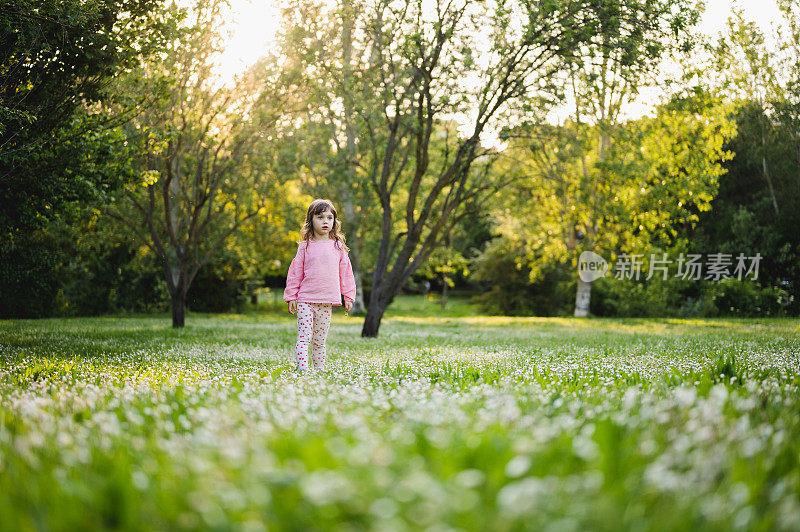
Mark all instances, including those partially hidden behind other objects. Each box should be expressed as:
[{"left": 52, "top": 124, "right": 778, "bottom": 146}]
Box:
[{"left": 294, "top": 302, "right": 332, "bottom": 372}]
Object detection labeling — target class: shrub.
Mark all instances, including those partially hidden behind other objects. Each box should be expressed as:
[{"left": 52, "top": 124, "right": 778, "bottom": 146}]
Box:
[{"left": 0, "top": 231, "right": 60, "bottom": 318}]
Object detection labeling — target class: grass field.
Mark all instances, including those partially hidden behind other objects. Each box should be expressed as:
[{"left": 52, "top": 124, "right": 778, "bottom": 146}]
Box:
[{"left": 1, "top": 298, "right": 799, "bottom": 530}]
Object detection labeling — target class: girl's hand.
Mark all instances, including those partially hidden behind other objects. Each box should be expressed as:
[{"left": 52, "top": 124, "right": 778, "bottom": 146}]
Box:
[
  {"left": 288, "top": 300, "right": 297, "bottom": 314},
  {"left": 344, "top": 300, "right": 353, "bottom": 315}
]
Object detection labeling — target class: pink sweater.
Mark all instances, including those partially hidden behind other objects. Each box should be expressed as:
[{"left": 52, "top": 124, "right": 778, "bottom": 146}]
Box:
[{"left": 283, "top": 238, "right": 357, "bottom": 305}]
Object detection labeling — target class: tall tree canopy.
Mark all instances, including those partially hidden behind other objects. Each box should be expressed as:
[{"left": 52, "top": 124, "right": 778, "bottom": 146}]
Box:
[
  {"left": 553, "top": 0, "right": 702, "bottom": 316},
  {"left": 283, "top": 0, "right": 622, "bottom": 336},
  {"left": 0, "top": 0, "right": 180, "bottom": 318},
  {"left": 0, "top": 0, "right": 180, "bottom": 239},
  {"left": 104, "top": 0, "right": 295, "bottom": 327}
]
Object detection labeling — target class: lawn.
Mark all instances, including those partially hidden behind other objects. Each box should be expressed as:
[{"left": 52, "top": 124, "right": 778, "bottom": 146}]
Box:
[{"left": 1, "top": 300, "right": 799, "bottom": 530}]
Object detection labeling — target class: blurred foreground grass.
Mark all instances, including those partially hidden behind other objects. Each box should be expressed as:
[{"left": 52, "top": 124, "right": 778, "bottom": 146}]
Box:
[{"left": 1, "top": 300, "right": 799, "bottom": 530}]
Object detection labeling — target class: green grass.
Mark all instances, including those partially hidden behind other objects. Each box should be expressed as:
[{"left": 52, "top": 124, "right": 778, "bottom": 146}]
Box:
[
  {"left": 1, "top": 301, "right": 799, "bottom": 531},
  {"left": 252, "top": 290, "right": 482, "bottom": 317}
]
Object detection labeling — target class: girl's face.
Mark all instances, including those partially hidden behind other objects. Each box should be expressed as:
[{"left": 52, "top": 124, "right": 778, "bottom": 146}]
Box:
[{"left": 312, "top": 209, "right": 334, "bottom": 239}]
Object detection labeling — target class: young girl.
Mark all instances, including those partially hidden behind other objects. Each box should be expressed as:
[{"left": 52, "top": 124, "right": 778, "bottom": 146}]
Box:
[{"left": 283, "top": 199, "right": 357, "bottom": 373}]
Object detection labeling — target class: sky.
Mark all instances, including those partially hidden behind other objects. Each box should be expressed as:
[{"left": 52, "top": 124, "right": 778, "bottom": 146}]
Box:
[
  {"left": 213, "top": 0, "right": 282, "bottom": 82},
  {"left": 210, "top": 0, "right": 785, "bottom": 146},
  {"left": 696, "top": 0, "right": 782, "bottom": 41},
  {"left": 214, "top": 0, "right": 784, "bottom": 81},
  {"left": 612, "top": 0, "right": 785, "bottom": 121}
]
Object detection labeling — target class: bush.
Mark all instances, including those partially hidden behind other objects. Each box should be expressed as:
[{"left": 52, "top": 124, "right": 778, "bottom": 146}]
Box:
[
  {"left": 470, "top": 235, "right": 794, "bottom": 318},
  {"left": 58, "top": 240, "right": 169, "bottom": 316},
  {"left": 470, "top": 237, "right": 573, "bottom": 316},
  {"left": 53, "top": 216, "right": 248, "bottom": 315},
  {"left": 0, "top": 231, "right": 60, "bottom": 318},
  {"left": 187, "top": 260, "right": 248, "bottom": 313},
  {"left": 707, "top": 278, "right": 790, "bottom": 317},
  {"left": 590, "top": 275, "right": 790, "bottom": 318},
  {"left": 56, "top": 226, "right": 170, "bottom": 316},
  {"left": 590, "top": 275, "right": 688, "bottom": 317}
]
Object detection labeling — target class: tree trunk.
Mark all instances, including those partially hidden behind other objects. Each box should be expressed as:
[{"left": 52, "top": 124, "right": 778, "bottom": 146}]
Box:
[
  {"left": 760, "top": 115, "right": 780, "bottom": 216},
  {"left": 351, "top": 267, "right": 366, "bottom": 314},
  {"left": 248, "top": 278, "right": 260, "bottom": 305},
  {"left": 361, "top": 295, "right": 388, "bottom": 337},
  {"left": 571, "top": 120, "right": 605, "bottom": 317},
  {"left": 795, "top": 144, "right": 800, "bottom": 192},
  {"left": 761, "top": 154, "right": 780, "bottom": 216},
  {"left": 574, "top": 277, "right": 591, "bottom": 317},
  {"left": 172, "top": 292, "right": 186, "bottom": 328},
  {"left": 440, "top": 275, "right": 448, "bottom": 309},
  {"left": 339, "top": 187, "right": 365, "bottom": 315},
  {"left": 339, "top": 0, "right": 367, "bottom": 316}
]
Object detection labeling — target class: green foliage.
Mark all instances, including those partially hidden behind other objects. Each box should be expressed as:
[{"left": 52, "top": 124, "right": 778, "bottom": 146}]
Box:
[
  {"left": 5, "top": 208, "right": 254, "bottom": 319},
  {"left": 52, "top": 215, "right": 169, "bottom": 316},
  {"left": 0, "top": 0, "right": 181, "bottom": 239},
  {"left": 689, "top": 101, "right": 800, "bottom": 315},
  {"left": 186, "top": 253, "right": 249, "bottom": 313},
  {"left": 0, "top": 0, "right": 180, "bottom": 317},
  {"left": 58, "top": 248, "right": 169, "bottom": 317},
  {"left": 590, "top": 267, "right": 791, "bottom": 319},
  {"left": 489, "top": 89, "right": 735, "bottom": 308},
  {"left": 0, "top": 229, "right": 61, "bottom": 318},
  {"left": 417, "top": 246, "right": 470, "bottom": 288},
  {"left": 470, "top": 236, "right": 574, "bottom": 316},
  {"left": 472, "top": 230, "right": 792, "bottom": 318},
  {"left": 702, "top": 278, "right": 791, "bottom": 317},
  {"left": 0, "top": 315, "right": 798, "bottom": 529},
  {"left": 697, "top": 6, "right": 800, "bottom": 314},
  {"left": 476, "top": 85, "right": 738, "bottom": 317},
  {"left": 51, "top": 213, "right": 256, "bottom": 316},
  {"left": 589, "top": 275, "right": 687, "bottom": 317}
]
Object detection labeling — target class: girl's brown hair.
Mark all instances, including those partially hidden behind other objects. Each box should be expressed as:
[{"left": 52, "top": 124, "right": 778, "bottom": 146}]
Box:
[{"left": 297, "top": 198, "right": 350, "bottom": 253}]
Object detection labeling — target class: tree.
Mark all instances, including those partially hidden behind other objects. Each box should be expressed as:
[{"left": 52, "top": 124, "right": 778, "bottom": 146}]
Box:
[
  {"left": 0, "top": 0, "right": 180, "bottom": 318},
  {"left": 276, "top": 0, "right": 388, "bottom": 316},
  {"left": 104, "top": 0, "right": 293, "bottom": 327},
  {"left": 0, "top": 0, "right": 180, "bottom": 240},
  {"left": 698, "top": 2, "right": 800, "bottom": 313},
  {"left": 224, "top": 170, "right": 306, "bottom": 307},
  {"left": 554, "top": 0, "right": 702, "bottom": 316},
  {"left": 297, "top": 0, "right": 609, "bottom": 337},
  {"left": 711, "top": 8, "right": 785, "bottom": 216},
  {"left": 417, "top": 236, "right": 470, "bottom": 308},
  {"left": 774, "top": 0, "right": 800, "bottom": 192},
  {"left": 481, "top": 90, "right": 735, "bottom": 316}
]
